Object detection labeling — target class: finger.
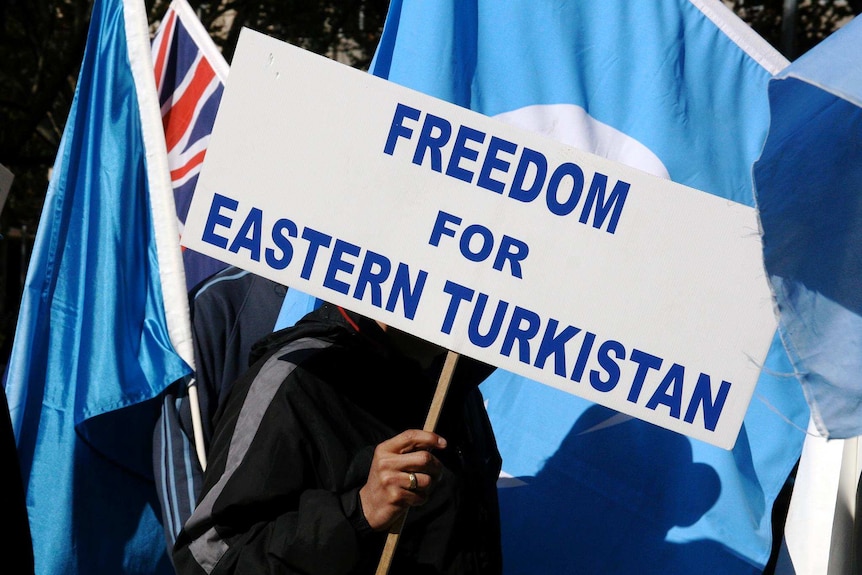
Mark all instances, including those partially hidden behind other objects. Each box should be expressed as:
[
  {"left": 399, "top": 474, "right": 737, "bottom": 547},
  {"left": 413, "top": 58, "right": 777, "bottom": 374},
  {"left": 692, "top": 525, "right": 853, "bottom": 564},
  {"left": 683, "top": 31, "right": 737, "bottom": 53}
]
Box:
[
  {"left": 379, "top": 429, "right": 447, "bottom": 455},
  {"left": 405, "top": 471, "right": 419, "bottom": 492},
  {"left": 400, "top": 474, "right": 432, "bottom": 508},
  {"left": 393, "top": 449, "right": 443, "bottom": 478},
  {"left": 402, "top": 470, "right": 436, "bottom": 493},
  {"left": 370, "top": 451, "right": 441, "bottom": 489},
  {"left": 406, "top": 490, "right": 431, "bottom": 507}
]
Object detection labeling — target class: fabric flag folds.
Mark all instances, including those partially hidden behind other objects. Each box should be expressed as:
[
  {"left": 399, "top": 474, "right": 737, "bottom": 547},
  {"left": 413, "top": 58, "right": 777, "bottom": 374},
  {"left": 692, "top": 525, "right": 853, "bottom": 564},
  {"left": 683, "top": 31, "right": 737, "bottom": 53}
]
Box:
[
  {"left": 152, "top": 0, "right": 229, "bottom": 290},
  {"left": 753, "top": 16, "right": 862, "bottom": 440},
  {"left": 365, "top": 1, "right": 811, "bottom": 573},
  {"left": 752, "top": 15, "right": 862, "bottom": 575},
  {"left": 4, "top": 0, "right": 193, "bottom": 573}
]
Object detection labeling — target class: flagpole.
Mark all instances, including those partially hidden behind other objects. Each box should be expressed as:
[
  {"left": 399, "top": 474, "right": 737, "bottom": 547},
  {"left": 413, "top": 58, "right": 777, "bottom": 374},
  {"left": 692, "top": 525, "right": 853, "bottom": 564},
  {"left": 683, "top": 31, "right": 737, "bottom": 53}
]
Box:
[
  {"left": 124, "top": 0, "right": 205, "bottom": 468},
  {"left": 375, "top": 350, "right": 460, "bottom": 575},
  {"left": 187, "top": 379, "right": 207, "bottom": 469}
]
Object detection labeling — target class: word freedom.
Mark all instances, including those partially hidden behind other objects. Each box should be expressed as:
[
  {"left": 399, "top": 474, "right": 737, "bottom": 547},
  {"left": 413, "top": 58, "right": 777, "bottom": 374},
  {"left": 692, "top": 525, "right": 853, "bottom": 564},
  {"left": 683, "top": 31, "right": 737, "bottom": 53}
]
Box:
[
  {"left": 200, "top": 192, "right": 732, "bottom": 434},
  {"left": 384, "top": 102, "right": 631, "bottom": 234}
]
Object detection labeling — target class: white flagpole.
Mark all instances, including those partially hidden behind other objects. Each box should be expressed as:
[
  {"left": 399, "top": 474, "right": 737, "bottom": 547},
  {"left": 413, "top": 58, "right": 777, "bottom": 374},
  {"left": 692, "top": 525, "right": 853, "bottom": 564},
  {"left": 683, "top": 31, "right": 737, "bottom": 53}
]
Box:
[{"left": 124, "top": 0, "right": 206, "bottom": 469}]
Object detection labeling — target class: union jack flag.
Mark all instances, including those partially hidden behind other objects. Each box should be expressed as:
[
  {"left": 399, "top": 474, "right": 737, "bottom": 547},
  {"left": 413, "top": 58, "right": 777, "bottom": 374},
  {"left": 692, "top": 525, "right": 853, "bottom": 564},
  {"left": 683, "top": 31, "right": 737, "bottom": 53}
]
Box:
[{"left": 152, "top": 0, "right": 229, "bottom": 290}]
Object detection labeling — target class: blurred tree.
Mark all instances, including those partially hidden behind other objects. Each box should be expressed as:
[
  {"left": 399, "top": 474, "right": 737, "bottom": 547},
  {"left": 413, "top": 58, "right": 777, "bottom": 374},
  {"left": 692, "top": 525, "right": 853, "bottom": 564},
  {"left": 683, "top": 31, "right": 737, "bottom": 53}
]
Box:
[
  {"left": 156, "top": 0, "right": 392, "bottom": 68},
  {"left": 0, "top": 0, "right": 92, "bottom": 232},
  {"left": 732, "top": 0, "right": 860, "bottom": 58},
  {"left": 0, "top": 0, "right": 389, "bottom": 356},
  {"left": 0, "top": 0, "right": 389, "bottom": 235}
]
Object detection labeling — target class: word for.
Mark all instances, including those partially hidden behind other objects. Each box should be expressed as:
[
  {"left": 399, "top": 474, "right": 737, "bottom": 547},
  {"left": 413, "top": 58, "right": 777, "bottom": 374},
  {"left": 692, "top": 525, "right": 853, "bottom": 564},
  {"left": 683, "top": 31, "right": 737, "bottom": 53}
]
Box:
[
  {"left": 428, "top": 210, "right": 529, "bottom": 278},
  {"left": 384, "top": 102, "right": 630, "bottom": 234}
]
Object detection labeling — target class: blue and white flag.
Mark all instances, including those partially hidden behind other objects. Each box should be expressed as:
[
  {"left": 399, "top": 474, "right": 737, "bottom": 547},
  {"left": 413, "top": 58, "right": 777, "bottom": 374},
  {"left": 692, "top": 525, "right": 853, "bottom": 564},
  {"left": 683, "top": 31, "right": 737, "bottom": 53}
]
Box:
[
  {"left": 152, "top": 0, "right": 230, "bottom": 290},
  {"left": 149, "top": 3, "right": 319, "bottom": 554},
  {"left": 753, "top": 16, "right": 862, "bottom": 440},
  {"left": 364, "top": 1, "right": 811, "bottom": 573},
  {"left": 752, "top": 16, "right": 862, "bottom": 575},
  {"left": 4, "top": 0, "right": 193, "bottom": 573}
]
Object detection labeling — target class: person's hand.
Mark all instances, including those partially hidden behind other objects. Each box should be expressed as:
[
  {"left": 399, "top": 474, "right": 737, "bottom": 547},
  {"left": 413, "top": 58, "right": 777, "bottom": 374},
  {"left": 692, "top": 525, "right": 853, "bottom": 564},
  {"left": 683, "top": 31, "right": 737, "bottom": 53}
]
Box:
[{"left": 358, "top": 429, "right": 447, "bottom": 531}]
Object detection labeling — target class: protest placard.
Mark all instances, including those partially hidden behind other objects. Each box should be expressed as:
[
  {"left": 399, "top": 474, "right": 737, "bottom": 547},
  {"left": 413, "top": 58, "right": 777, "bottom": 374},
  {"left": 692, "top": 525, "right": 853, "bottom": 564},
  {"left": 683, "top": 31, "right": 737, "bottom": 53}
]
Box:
[{"left": 182, "top": 28, "right": 777, "bottom": 449}]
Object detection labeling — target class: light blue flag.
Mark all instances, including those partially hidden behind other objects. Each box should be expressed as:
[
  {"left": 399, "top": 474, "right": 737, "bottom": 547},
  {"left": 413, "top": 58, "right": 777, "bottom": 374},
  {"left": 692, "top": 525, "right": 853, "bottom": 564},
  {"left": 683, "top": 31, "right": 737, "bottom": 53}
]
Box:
[
  {"left": 4, "top": 0, "right": 193, "bottom": 572},
  {"left": 754, "top": 16, "right": 862, "bottom": 440},
  {"left": 364, "top": 1, "right": 812, "bottom": 573}
]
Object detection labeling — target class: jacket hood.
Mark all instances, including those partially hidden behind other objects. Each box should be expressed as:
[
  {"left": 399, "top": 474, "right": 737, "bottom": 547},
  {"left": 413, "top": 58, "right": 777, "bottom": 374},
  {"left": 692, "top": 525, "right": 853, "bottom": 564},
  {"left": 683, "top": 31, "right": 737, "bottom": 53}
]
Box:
[
  {"left": 248, "top": 301, "right": 497, "bottom": 395},
  {"left": 248, "top": 302, "right": 383, "bottom": 366}
]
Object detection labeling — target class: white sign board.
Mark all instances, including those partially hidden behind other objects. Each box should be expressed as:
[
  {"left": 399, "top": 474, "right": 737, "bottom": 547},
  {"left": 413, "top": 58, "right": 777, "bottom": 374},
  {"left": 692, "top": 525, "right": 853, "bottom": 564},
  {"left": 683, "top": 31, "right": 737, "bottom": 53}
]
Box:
[{"left": 183, "top": 29, "right": 778, "bottom": 449}]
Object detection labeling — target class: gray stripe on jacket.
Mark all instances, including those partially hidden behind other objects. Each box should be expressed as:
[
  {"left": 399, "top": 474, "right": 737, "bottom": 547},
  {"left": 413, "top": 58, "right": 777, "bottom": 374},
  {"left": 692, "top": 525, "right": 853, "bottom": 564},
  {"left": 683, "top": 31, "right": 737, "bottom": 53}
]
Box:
[{"left": 186, "top": 337, "right": 330, "bottom": 573}]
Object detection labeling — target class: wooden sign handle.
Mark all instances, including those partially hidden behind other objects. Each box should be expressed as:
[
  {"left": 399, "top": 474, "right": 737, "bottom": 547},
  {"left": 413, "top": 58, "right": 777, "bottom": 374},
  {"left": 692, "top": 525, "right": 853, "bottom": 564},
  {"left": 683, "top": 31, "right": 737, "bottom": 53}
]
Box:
[{"left": 374, "top": 350, "right": 460, "bottom": 575}]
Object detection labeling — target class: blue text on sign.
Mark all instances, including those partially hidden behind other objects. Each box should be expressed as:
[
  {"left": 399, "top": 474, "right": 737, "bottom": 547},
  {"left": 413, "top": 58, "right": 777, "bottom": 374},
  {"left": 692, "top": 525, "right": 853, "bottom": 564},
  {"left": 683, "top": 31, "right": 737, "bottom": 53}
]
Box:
[
  {"left": 440, "top": 279, "right": 732, "bottom": 432},
  {"left": 429, "top": 210, "right": 529, "bottom": 279},
  {"left": 201, "top": 192, "right": 428, "bottom": 320},
  {"left": 384, "top": 103, "right": 631, "bottom": 234}
]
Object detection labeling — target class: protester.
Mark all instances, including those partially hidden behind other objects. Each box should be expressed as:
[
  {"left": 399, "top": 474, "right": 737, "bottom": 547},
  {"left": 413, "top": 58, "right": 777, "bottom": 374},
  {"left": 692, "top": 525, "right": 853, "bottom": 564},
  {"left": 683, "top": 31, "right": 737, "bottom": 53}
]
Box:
[
  {"left": 154, "top": 266, "right": 287, "bottom": 553},
  {"left": 172, "top": 302, "right": 502, "bottom": 574}
]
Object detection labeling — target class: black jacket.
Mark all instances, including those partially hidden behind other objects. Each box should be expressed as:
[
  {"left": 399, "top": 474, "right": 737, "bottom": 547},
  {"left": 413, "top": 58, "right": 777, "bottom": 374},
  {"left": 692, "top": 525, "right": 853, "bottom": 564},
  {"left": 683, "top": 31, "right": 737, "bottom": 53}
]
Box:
[
  {"left": 153, "top": 266, "right": 288, "bottom": 554},
  {"left": 173, "top": 303, "right": 502, "bottom": 575}
]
